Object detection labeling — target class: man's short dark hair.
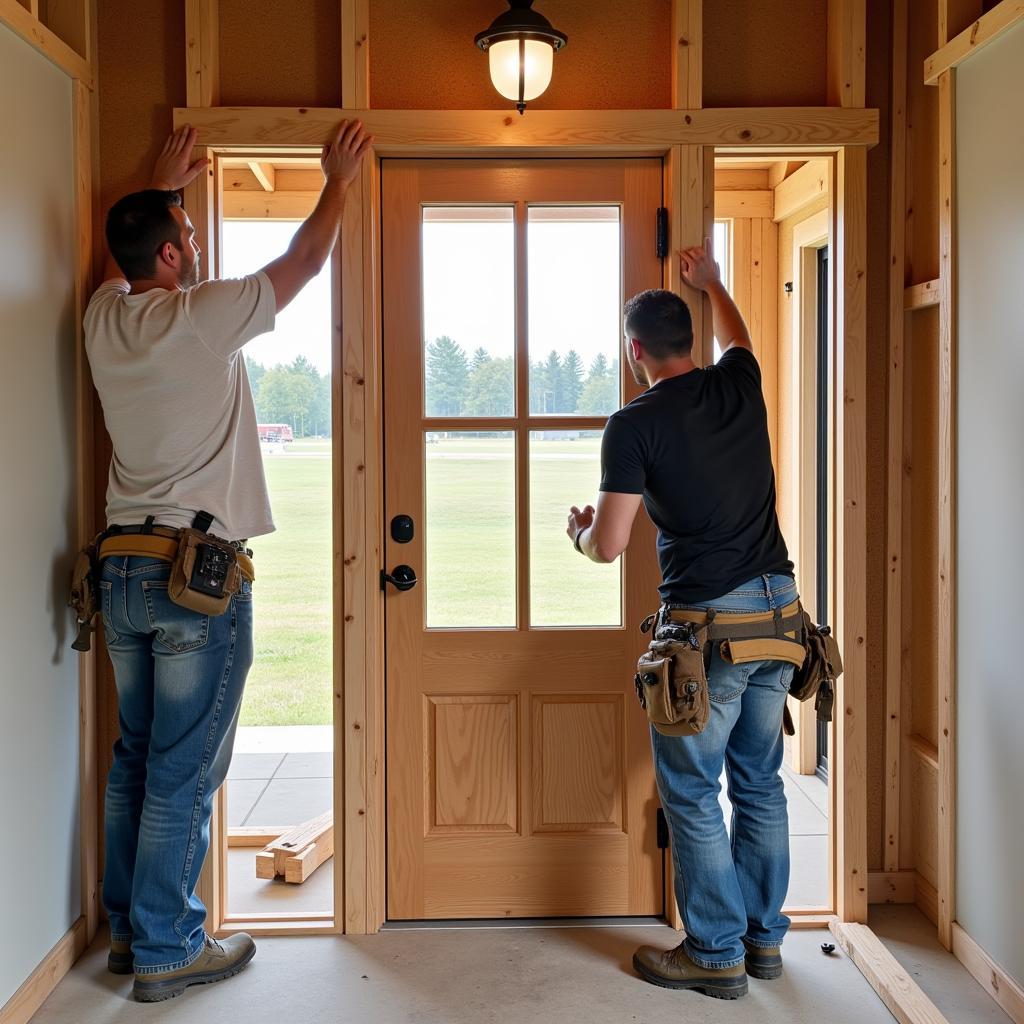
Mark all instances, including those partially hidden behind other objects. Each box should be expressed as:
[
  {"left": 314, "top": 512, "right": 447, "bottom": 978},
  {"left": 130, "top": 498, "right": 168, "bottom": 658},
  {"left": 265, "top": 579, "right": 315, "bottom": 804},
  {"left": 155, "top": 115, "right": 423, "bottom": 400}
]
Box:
[
  {"left": 623, "top": 289, "right": 694, "bottom": 359},
  {"left": 106, "top": 189, "right": 183, "bottom": 281}
]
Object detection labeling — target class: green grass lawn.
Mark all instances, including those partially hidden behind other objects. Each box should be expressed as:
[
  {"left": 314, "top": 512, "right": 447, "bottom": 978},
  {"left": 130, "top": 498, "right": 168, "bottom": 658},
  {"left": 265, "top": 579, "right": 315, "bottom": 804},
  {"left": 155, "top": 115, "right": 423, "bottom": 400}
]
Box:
[{"left": 241, "top": 435, "right": 617, "bottom": 727}]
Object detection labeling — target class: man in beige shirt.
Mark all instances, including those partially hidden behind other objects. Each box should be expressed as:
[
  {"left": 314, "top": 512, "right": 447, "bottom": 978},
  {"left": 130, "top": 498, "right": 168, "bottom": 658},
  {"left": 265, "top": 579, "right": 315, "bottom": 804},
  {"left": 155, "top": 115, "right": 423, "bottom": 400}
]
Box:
[{"left": 86, "top": 122, "right": 370, "bottom": 1002}]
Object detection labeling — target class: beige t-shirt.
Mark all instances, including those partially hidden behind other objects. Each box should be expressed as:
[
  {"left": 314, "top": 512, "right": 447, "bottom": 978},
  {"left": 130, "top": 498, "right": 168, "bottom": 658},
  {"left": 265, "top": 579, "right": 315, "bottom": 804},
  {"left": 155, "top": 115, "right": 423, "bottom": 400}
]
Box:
[{"left": 84, "top": 272, "right": 277, "bottom": 540}]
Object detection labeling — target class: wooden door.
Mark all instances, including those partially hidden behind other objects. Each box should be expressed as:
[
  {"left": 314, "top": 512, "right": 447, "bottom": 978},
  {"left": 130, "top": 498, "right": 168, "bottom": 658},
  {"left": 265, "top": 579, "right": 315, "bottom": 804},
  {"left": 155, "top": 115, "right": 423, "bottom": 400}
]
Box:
[{"left": 383, "top": 159, "right": 663, "bottom": 920}]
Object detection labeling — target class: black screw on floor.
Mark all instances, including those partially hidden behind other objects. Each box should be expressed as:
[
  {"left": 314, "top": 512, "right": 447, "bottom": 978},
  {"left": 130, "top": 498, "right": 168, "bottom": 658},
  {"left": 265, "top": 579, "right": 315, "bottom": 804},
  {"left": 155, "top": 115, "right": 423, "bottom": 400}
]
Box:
[{"left": 821, "top": 943, "right": 837, "bottom": 956}]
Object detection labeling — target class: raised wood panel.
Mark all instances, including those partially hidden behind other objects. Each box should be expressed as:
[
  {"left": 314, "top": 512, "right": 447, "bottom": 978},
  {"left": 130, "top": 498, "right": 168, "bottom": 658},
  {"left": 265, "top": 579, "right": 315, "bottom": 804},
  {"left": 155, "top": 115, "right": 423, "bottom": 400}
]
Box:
[
  {"left": 426, "top": 695, "right": 517, "bottom": 834},
  {"left": 905, "top": 753, "right": 938, "bottom": 888},
  {"left": 532, "top": 695, "right": 623, "bottom": 833}
]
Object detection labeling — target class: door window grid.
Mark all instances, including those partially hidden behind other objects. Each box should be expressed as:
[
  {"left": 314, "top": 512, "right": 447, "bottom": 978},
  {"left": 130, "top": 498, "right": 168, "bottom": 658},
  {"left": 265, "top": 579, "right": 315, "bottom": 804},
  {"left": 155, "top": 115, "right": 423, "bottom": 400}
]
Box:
[{"left": 420, "top": 204, "right": 624, "bottom": 630}]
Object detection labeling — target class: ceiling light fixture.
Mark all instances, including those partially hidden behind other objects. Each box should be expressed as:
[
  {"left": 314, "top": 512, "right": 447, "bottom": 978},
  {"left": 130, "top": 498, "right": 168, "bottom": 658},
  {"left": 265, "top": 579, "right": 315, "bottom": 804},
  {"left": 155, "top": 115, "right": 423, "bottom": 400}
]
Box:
[{"left": 475, "top": 0, "right": 567, "bottom": 115}]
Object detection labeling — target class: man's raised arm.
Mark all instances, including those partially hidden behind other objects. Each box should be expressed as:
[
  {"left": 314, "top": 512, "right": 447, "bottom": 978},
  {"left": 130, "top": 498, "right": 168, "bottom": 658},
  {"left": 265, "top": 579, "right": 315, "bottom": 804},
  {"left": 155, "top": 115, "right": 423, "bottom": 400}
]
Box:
[
  {"left": 680, "top": 237, "right": 754, "bottom": 356},
  {"left": 260, "top": 120, "right": 372, "bottom": 313}
]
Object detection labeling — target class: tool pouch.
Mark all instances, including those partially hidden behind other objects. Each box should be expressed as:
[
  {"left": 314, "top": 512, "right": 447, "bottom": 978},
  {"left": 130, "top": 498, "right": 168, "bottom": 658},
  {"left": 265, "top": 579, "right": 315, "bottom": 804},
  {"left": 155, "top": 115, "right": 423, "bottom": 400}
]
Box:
[
  {"left": 635, "top": 626, "right": 711, "bottom": 737},
  {"left": 789, "top": 610, "right": 844, "bottom": 722},
  {"left": 168, "top": 528, "right": 241, "bottom": 616},
  {"left": 68, "top": 534, "right": 102, "bottom": 652}
]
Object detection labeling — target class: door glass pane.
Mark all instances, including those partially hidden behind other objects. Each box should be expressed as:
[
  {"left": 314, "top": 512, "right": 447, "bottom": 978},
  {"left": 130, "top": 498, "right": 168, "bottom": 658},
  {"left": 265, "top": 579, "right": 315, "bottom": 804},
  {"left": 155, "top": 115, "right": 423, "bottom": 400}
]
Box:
[
  {"left": 529, "top": 430, "right": 621, "bottom": 627},
  {"left": 425, "top": 431, "right": 516, "bottom": 627},
  {"left": 527, "top": 207, "right": 621, "bottom": 415},
  {"left": 422, "top": 208, "right": 515, "bottom": 417}
]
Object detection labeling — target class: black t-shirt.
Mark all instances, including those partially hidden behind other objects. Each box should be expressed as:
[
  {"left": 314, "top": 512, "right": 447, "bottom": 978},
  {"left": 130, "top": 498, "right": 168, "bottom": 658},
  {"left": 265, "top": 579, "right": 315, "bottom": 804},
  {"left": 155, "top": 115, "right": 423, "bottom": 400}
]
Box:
[{"left": 600, "top": 346, "right": 793, "bottom": 604}]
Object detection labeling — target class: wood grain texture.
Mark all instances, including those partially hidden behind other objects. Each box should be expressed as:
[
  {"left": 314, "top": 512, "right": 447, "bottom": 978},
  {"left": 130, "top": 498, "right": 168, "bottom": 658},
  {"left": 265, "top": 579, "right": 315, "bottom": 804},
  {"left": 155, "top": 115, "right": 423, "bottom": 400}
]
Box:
[
  {"left": 341, "top": 0, "right": 368, "bottom": 108},
  {"left": 173, "top": 106, "right": 881, "bottom": 152},
  {"left": 952, "top": 923, "right": 1024, "bottom": 1024},
  {"left": 925, "top": 0, "right": 1024, "bottom": 83},
  {"left": 532, "top": 696, "right": 623, "bottom": 832},
  {"left": 185, "top": 0, "right": 218, "bottom": 106},
  {"left": 773, "top": 159, "right": 830, "bottom": 223},
  {"left": 0, "top": 0, "right": 93, "bottom": 83},
  {"left": 39, "top": 0, "right": 91, "bottom": 61},
  {"left": 428, "top": 696, "right": 518, "bottom": 833},
  {"left": 671, "top": 0, "right": 702, "bottom": 109},
  {"left": 834, "top": 146, "right": 869, "bottom": 923},
  {"left": 939, "top": 0, "right": 984, "bottom": 46},
  {"left": 222, "top": 191, "right": 319, "bottom": 219},
  {"left": 830, "top": 920, "right": 951, "bottom": 1024},
  {"left": 904, "top": 278, "right": 940, "bottom": 309},
  {"left": 827, "top": 0, "right": 867, "bottom": 107},
  {"left": 868, "top": 870, "right": 917, "bottom": 904},
  {"left": 936, "top": 68, "right": 957, "bottom": 952},
  {"left": 885, "top": 0, "right": 908, "bottom": 877},
  {"left": 714, "top": 190, "right": 774, "bottom": 218},
  {"left": 0, "top": 919, "right": 86, "bottom": 1024}
]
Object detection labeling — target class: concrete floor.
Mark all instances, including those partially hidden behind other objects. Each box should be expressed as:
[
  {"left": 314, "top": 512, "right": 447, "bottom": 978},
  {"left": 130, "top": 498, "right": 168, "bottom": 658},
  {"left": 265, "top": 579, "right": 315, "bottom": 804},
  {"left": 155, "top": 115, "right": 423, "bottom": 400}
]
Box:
[
  {"left": 34, "top": 924, "right": 896, "bottom": 1024},
  {"left": 872, "top": 905, "right": 1012, "bottom": 1023}
]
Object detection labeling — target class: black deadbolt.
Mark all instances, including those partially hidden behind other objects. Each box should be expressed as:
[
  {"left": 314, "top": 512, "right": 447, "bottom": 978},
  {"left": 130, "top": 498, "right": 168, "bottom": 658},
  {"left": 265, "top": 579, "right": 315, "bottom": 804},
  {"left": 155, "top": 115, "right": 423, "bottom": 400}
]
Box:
[{"left": 391, "top": 514, "right": 414, "bottom": 544}]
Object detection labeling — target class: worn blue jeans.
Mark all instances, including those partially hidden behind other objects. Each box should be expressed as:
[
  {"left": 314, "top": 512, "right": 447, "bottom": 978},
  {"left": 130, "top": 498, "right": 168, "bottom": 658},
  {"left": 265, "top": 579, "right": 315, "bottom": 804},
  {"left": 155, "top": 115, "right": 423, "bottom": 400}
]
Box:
[
  {"left": 651, "top": 573, "right": 797, "bottom": 970},
  {"left": 99, "top": 556, "right": 253, "bottom": 974}
]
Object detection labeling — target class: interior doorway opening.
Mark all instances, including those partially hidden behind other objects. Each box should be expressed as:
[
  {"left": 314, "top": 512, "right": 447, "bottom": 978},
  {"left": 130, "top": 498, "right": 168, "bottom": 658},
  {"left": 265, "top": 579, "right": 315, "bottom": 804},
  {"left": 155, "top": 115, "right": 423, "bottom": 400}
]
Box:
[
  {"left": 713, "top": 153, "right": 835, "bottom": 911},
  {"left": 216, "top": 159, "right": 336, "bottom": 928}
]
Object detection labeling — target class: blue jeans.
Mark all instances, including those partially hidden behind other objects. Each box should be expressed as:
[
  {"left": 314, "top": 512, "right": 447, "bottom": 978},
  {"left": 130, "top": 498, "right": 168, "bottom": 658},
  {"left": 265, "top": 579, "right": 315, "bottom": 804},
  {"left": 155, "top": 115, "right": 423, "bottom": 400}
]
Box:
[
  {"left": 651, "top": 573, "right": 797, "bottom": 969},
  {"left": 99, "top": 556, "right": 253, "bottom": 974}
]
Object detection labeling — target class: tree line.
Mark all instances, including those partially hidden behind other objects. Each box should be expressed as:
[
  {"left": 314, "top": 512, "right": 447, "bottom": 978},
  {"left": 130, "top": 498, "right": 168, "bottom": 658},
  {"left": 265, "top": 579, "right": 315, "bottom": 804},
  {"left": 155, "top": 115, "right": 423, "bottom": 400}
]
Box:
[
  {"left": 426, "top": 336, "right": 619, "bottom": 417},
  {"left": 246, "top": 355, "right": 331, "bottom": 437}
]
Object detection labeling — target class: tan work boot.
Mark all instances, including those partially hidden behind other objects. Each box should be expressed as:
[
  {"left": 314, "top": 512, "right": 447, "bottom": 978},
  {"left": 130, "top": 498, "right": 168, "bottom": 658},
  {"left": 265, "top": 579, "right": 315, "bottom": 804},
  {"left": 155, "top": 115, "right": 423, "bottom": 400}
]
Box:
[
  {"left": 633, "top": 941, "right": 748, "bottom": 999},
  {"left": 108, "top": 937, "right": 134, "bottom": 975},
  {"left": 744, "top": 942, "right": 783, "bottom": 979},
  {"left": 132, "top": 933, "right": 256, "bottom": 1003}
]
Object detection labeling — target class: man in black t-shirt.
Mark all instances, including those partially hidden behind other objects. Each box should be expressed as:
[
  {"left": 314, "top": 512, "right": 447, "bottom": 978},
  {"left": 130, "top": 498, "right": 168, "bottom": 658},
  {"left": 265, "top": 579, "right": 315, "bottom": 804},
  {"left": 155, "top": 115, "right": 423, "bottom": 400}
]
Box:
[{"left": 566, "top": 240, "right": 798, "bottom": 1000}]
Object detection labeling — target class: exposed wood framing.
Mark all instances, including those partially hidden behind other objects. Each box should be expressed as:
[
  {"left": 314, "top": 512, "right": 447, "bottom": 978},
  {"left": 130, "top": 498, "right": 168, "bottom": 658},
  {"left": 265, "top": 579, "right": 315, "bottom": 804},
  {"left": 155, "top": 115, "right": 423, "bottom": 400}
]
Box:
[
  {"left": 904, "top": 279, "right": 940, "bottom": 309},
  {"left": 773, "top": 159, "right": 830, "bottom": 222},
  {"left": 935, "top": 68, "right": 957, "bottom": 952},
  {"left": 827, "top": 0, "right": 867, "bottom": 107},
  {"left": 885, "top": 0, "right": 909, "bottom": 877},
  {"left": 39, "top": 0, "right": 91, "bottom": 62},
  {"left": 671, "top": 0, "right": 701, "bottom": 108},
  {"left": 222, "top": 190, "right": 319, "bottom": 219},
  {"left": 185, "top": 0, "right": 218, "bottom": 107},
  {"left": 0, "top": 919, "right": 87, "bottom": 1024},
  {"left": 714, "top": 190, "right": 773, "bottom": 218},
  {"left": 925, "top": 0, "right": 1024, "bottom": 82},
  {"left": 829, "top": 921, "right": 951, "bottom": 1024},
  {"left": 338, "top": 157, "right": 385, "bottom": 934},
  {"left": 907, "top": 732, "right": 940, "bottom": 772},
  {"left": 916, "top": 871, "right": 939, "bottom": 926},
  {"left": 341, "top": 0, "right": 370, "bottom": 108},
  {"left": 834, "top": 146, "right": 868, "bottom": 923},
  {"left": 0, "top": 0, "right": 93, "bottom": 84},
  {"left": 173, "top": 107, "right": 880, "bottom": 152},
  {"left": 247, "top": 161, "right": 275, "bottom": 191},
  {"left": 938, "top": 0, "right": 983, "bottom": 46},
  {"left": 868, "top": 869, "right": 917, "bottom": 904},
  {"left": 952, "top": 923, "right": 1024, "bottom": 1024}
]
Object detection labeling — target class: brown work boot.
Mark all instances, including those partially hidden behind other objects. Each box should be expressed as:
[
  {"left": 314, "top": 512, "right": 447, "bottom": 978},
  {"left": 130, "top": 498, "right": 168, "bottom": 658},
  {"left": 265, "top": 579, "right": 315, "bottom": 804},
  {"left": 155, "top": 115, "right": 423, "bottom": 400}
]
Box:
[
  {"left": 633, "top": 941, "right": 748, "bottom": 999},
  {"left": 132, "top": 933, "right": 256, "bottom": 1003},
  {"left": 108, "top": 936, "right": 133, "bottom": 975},
  {"left": 744, "top": 942, "right": 783, "bottom": 979}
]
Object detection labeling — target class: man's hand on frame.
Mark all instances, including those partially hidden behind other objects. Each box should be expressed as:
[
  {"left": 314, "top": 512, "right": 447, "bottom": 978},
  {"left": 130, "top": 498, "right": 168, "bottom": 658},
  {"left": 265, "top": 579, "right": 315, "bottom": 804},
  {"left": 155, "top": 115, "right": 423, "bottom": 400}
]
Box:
[{"left": 150, "top": 125, "right": 209, "bottom": 192}]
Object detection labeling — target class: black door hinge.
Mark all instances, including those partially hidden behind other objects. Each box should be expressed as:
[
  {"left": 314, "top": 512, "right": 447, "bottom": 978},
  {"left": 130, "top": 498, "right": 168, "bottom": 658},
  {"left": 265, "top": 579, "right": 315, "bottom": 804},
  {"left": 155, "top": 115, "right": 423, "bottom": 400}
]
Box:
[
  {"left": 656, "top": 207, "right": 669, "bottom": 259},
  {"left": 656, "top": 807, "right": 670, "bottom": 849}
]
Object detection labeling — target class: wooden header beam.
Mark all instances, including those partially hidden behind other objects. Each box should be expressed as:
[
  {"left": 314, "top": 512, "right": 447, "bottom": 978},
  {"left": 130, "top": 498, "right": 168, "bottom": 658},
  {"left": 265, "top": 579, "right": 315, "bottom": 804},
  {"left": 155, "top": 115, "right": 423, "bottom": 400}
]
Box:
[
  {"left": 173, "top": 106, "right": 879, "bottom": 153},
  {"left": 925, "top": 0, "right": 1024, "bottom": 84}
]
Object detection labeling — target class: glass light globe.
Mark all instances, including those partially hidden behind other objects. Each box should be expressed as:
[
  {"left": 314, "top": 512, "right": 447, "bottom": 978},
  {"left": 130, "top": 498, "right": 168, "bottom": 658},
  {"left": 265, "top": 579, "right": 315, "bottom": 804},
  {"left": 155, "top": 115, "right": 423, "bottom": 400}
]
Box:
[{"left": 487, "top": 38, "right": 554, "bottom": 103}]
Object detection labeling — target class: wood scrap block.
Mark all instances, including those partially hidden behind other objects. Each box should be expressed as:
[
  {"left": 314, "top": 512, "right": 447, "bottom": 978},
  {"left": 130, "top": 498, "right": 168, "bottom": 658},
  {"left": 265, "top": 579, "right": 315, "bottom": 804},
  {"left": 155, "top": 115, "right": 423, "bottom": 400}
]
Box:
[{"left": 255, "top": 811, "right": 333, "bottom": 884}]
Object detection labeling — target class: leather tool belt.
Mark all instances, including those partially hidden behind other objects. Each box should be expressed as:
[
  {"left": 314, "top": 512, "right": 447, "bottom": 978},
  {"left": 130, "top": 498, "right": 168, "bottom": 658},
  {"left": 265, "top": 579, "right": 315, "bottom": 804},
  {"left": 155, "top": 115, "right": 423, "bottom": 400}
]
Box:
[
  {"left": 68, "top": 513, "right": 255, "bottom": 652},
  {"left": 635, "top": 599, "right": 841, "bottom": 738}
]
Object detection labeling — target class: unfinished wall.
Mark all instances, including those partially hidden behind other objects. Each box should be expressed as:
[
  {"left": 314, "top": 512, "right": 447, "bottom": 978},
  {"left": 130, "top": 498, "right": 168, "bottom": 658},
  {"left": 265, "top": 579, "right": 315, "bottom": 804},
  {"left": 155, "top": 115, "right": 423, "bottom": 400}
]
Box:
[
  {"left": 92, "top": 0, "right": 895, "bottom": 887},
  {"left": 955, "top": 17, "right": 1024, "bottom": 987},
  {"left": 369, "top": 0, "right": 671, "bottom": 109},
  {"left": 0, "top": 21, "right": 82, "bottom": 1008}
]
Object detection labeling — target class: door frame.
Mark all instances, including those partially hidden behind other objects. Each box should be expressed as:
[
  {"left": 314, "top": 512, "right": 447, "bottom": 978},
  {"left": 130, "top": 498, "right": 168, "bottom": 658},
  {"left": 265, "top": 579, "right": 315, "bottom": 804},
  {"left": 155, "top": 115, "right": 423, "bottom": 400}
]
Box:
[{"left": 177, "top": 107, "right": 871, "bottom": 936}]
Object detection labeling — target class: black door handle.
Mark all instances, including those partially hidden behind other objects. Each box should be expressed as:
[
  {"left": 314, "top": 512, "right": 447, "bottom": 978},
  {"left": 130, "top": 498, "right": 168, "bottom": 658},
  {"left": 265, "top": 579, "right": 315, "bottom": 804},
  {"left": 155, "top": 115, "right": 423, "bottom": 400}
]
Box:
[{"left": 381, "top": 565, "right": 418, "bottom": 592}]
